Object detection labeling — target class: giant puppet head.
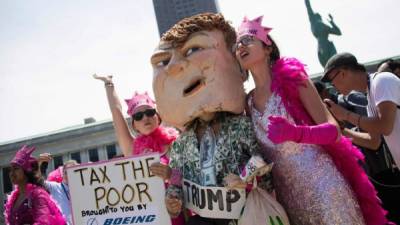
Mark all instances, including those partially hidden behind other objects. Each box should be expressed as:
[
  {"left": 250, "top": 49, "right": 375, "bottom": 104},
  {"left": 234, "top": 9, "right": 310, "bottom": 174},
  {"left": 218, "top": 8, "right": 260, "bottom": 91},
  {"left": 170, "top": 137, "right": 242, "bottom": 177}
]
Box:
[{"left": 151, "top": 13, "right": 246, "bottom": 128}]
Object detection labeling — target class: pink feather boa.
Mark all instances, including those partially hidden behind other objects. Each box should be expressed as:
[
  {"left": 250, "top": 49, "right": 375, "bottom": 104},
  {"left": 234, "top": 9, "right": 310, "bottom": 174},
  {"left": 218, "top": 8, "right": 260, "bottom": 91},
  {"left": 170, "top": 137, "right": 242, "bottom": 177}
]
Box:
[
  {"left": 47, "top": 166, "right": 63, "bottom": 183},
  {"left": 133, "top": 126, "right": 178, "bottom": 156},
  {"left": 271, "top": 57, "right": 390, "bottom": 225},
  {"left": 133, "top": 127, "right": 184, "bottom": 225},
  {"left": 4, "top": 183, "right": 66, "bottom": 225}
]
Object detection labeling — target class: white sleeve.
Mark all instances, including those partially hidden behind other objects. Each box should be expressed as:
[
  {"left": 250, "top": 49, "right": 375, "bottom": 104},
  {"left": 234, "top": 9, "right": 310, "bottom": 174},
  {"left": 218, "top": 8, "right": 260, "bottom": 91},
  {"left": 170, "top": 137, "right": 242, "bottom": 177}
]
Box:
[
  {"left": 45, "top": 180, "right": 56, "bottom": 192},
  {"left": 372, "top": 72, "right": 400, "bottom": 107}
]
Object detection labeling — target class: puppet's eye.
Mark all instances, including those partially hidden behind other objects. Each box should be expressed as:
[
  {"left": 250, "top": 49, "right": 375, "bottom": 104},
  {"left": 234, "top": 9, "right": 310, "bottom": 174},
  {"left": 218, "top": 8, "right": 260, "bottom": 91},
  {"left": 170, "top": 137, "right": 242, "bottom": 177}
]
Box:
[
  {"left": 185, "top": 47, "right": 203, "bottom": 57},
  {"left": 155, "top": 58, "right": 170, "bottom": 67}
]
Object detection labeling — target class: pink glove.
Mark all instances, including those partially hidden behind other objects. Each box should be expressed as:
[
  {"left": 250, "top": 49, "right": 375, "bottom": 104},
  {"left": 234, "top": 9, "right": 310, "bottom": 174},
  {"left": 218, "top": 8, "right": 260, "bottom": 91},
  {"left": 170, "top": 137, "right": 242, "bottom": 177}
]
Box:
[{"left": 267, "top": 116, "right": 338, "bottom": 145}]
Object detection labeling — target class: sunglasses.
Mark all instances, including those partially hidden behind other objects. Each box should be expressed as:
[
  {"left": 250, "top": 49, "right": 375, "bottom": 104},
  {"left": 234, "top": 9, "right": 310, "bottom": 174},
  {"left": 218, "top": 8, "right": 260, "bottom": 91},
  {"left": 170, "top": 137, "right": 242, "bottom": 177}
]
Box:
[
  {"left": 327, "top": 70, "right": 341, "bottom": 83},
  {"left": 132, "top": 108, "right": 157, "bottom": 121},
  {"left": 232, "top": 35, "right": 255, "bottom": 52}
]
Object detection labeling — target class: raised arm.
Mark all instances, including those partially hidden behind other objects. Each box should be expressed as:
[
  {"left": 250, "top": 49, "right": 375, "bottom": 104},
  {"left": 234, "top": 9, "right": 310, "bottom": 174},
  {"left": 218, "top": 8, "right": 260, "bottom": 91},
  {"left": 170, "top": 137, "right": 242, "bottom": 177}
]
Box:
[
  {"left": 328, "top": 14, "right": 342, "bottom": 35},
  {"left": 93, "top": 74, "right": 133, "bottom": 156},
  {"left": 37, "top": 153, "right": 52, "bottom": 177},
  {"left": 305, "top": 0, "right": 315, "bottom": 21}
]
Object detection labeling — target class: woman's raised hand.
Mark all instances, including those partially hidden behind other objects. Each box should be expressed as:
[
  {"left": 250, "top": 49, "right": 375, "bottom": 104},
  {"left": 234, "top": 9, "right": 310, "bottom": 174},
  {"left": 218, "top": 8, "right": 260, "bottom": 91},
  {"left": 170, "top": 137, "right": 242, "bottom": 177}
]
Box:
[{"left": 93, "top": 73, "right": 113, "bottom": 84}]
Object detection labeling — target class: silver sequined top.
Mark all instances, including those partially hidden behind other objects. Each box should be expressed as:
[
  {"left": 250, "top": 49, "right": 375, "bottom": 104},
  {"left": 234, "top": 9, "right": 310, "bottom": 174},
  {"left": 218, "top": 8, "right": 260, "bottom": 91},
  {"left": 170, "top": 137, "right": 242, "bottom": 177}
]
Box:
[{"left": 249, "top": 93, "right": 365, "bottom": 225}]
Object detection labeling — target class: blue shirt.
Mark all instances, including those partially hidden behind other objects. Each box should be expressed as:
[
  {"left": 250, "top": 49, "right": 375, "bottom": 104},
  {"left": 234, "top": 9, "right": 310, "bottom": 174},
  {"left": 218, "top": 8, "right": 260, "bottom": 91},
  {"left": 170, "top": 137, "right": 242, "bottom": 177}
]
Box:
[{"left": 46, "top": 181, "right": 72, "bottom": 225}]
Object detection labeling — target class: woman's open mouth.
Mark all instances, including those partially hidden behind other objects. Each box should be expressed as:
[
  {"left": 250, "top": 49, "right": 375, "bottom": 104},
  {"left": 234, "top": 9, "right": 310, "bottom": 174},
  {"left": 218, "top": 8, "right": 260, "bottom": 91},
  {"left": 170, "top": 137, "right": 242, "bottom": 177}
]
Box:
[
  {"left": 183, "top": 78, "right": 205, "bottom": 97},
  {"left": 239, "top": 51, "right": 249, "bottom": 59}
]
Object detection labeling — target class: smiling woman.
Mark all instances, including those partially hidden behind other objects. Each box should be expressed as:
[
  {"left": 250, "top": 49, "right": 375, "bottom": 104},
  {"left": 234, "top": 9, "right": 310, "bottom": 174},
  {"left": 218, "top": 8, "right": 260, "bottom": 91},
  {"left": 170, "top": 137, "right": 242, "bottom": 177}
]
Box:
[{"left": 234, "top": 15, "right": 388, "bottom": 225}]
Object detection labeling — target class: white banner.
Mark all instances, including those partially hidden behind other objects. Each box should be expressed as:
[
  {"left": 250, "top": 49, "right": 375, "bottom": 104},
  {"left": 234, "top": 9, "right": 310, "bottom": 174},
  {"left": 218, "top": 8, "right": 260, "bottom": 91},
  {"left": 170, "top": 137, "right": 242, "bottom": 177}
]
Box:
[
  {"left": 67, "top": 153, "right": 171, "bottom": 225},
  {"left": 182, "top": 179, "right": 246, "bottom": 219}
]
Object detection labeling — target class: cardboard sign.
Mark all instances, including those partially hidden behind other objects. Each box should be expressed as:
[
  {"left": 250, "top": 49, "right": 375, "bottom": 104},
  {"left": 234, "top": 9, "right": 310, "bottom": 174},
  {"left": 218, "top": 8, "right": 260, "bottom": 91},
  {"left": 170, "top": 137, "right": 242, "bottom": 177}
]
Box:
[
  {"left": 67, "top": 153, "right": 171, "bottom": 225},
  {"left": 182, "top": 179, "right": 246, "bottom": 219}
]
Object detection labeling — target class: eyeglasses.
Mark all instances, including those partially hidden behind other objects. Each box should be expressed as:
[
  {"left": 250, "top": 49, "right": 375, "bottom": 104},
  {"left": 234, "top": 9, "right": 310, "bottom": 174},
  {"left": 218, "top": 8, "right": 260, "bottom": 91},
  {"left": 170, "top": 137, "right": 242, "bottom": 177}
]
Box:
[
  {"left": 327, "top": 70, "right": 341, "bottom": 83},
  {"left": 132, "top": 108, "right": 157, "bottom": 121},
  {"left": 232, "top": 35, "right": 255, "bottom": 52}
]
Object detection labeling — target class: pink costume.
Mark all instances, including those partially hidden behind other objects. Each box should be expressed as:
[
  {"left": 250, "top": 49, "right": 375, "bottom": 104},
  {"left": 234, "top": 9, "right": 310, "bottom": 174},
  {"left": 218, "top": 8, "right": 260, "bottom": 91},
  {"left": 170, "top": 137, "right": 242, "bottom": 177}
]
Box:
[
  {"left": 5, "top": 183, "right": 66, "bottom": 225},
  {"left": 126, "top": 92, "right": 184, "bottom": 225},
  {"left": 240, "top": 16, "right": 389, "bottom": 225},
  {"left": 126, "top": 92, "right": 179, "bottom": 165},
  {"left": 249, "top": 58, "right": 388, "bottom": 225},
  {"left": 133, "top": 125, "right": 178, "bottom": 165},
  {"left": 4, "top": 145, "right": 66, "bottom": 225}
]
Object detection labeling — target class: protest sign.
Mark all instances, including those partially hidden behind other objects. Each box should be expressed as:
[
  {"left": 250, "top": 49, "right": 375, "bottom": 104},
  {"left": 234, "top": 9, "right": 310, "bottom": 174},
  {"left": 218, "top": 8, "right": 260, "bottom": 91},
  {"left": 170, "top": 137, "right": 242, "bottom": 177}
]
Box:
[
  {"left": 67, "top": 153, "right": 171, "bottom": 225},
  {"left": 182, "top": 179, "right": 246, "bottom": 219}
]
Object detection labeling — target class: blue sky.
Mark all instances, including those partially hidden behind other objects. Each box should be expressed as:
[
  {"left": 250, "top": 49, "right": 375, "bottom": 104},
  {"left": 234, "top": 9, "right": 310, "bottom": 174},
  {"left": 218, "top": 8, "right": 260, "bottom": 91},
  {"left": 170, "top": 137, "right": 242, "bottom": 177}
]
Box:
[{"left": 0, "top": 0, "right": 399, "bottom": 142}]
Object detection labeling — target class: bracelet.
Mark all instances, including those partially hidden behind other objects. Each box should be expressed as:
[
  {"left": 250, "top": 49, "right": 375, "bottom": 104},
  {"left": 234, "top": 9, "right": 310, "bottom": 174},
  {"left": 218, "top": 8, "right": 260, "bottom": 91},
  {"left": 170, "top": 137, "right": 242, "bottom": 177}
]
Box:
[
  {"left": 105, "top": 82, "right": 114, "bottom": 87},
  {"left": 357, "top": 115, "right": 362, "bottom": 127}
]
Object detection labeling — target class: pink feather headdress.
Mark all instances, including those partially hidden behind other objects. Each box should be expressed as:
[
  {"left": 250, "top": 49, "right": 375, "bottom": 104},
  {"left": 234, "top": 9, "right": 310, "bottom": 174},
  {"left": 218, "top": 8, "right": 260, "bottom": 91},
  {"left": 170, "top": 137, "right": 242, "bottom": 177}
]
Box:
[
  {"left": 11, "top": 145, "right": 37, "bottom": 172},
  {"left": 238, "top": 15, "right": 272, "bottom": 45}
]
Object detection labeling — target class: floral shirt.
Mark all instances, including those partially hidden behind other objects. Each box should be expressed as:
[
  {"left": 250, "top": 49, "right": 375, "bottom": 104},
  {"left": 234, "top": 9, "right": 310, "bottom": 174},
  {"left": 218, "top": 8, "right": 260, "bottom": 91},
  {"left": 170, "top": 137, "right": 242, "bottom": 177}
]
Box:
[{"left": 167, "top": 114, "right": 270, "bottom": 198}]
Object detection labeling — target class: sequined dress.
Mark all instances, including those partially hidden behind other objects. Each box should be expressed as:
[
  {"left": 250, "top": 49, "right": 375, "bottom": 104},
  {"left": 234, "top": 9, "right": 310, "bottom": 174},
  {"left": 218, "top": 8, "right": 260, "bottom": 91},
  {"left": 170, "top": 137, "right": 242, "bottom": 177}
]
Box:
[{"left": 249, "top": 93, "right": 365, "bottom": 225}]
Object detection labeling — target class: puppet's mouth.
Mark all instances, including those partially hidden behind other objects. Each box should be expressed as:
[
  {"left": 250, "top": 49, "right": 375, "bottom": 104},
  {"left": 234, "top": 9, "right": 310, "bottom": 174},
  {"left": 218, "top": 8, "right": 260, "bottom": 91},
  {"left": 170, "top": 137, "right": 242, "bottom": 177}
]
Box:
[{"left": 183, "top": 78, "right": 205, "bottom": 97}]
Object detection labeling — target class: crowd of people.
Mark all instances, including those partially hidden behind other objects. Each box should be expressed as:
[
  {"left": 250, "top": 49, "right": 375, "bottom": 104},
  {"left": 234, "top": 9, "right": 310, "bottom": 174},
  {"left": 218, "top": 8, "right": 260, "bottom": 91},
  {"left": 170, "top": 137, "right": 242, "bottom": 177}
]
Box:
[{"left": 3, "top": 12, "right": 399, "bottom": 225}]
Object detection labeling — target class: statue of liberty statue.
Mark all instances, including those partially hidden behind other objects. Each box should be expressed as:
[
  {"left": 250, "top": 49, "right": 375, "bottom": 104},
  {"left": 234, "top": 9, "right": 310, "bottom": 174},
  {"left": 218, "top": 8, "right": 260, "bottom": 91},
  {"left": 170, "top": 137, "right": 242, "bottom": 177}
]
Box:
[{"left": 305, "top": 0, "right": 342, "bottom": 67}]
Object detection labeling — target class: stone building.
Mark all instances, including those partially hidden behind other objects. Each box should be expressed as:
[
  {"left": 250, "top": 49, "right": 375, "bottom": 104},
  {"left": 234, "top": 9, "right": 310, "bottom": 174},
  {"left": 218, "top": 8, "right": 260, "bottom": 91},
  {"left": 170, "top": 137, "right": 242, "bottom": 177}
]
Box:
[{"left": 0, "top": 118, "right": 122, "bottom": 222}]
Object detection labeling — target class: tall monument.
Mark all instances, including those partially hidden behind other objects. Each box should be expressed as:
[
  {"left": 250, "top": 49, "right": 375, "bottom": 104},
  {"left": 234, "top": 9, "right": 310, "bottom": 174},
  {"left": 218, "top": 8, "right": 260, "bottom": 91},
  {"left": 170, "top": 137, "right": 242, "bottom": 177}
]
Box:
[
  {"left": 305, "top": 0, "right": 342, "bottom": 67},
  {"left": 152, "top": 0, "right": 218, "bottom": 36}
]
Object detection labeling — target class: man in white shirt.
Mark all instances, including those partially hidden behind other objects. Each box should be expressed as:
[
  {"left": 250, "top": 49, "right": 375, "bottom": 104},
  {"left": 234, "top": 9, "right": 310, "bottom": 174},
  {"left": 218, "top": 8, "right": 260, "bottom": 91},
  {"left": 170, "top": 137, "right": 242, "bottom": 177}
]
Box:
[
  {"left": 321, "top": 52, "right": 400, "bottom": 223},
  {"left": 39, "top": 155, "right": 78, "bottom": 225},
  {"left": 321, "top": 52, "right": 400, "bottom": 167},
  {"left": 377, "top": 59, "right": 400, "bottom": 78}
]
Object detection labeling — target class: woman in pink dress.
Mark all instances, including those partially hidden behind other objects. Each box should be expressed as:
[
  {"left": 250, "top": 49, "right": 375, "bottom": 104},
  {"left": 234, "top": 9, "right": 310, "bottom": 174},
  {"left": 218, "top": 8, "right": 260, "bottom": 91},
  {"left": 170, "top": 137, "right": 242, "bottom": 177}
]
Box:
[
  {"left": 94, "top": 74, "right": 184, "bottom": 225},
  {"left": 233, "top": 16, "right": 389, "bottom": 225},
  {"left": 4, "top": 145, "right": 66, "bottom": 225}
]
